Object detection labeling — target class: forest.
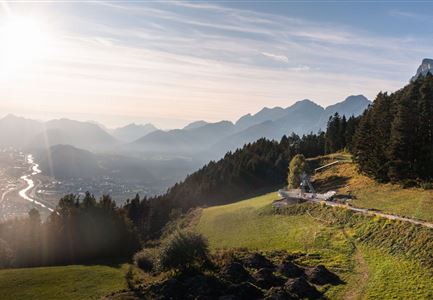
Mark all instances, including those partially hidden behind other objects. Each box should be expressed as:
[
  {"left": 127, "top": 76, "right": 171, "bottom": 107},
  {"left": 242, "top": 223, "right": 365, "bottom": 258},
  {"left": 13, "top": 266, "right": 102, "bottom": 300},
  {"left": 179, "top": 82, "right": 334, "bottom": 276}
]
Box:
[{"left": 352, "top": 74, "right": 433, "bottom": 183}]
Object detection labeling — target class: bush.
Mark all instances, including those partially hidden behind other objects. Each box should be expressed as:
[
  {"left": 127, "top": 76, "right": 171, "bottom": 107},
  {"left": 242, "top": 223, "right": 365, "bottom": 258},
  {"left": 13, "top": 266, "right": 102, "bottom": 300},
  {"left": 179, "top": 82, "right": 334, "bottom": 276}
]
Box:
[
  {"left": 133, "top": 249, "right": 155, "bottom": 272},
  {"left": 400, "top": 179, "right": 418, "bottom": 189},
  {"left": 159, "top": 231, "right": 209, "bottom": 272},
  {"left": 420, "top": 181, "right": 433, "bottom": 190}
]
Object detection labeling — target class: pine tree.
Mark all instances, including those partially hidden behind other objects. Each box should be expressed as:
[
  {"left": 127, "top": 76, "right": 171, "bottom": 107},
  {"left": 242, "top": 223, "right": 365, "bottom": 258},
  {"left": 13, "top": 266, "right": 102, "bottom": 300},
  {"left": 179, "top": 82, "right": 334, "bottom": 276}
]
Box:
[
  {"left": 414, "top": 74, "right": 433, "bottom": 178},
  {"left": 388, "top": 81, "right": 419, "bottom": 181}
]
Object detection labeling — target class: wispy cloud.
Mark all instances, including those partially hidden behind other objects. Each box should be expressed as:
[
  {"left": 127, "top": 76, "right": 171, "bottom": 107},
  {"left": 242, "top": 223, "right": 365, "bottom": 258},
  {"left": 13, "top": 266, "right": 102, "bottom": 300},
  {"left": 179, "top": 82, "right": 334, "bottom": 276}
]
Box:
[
  {"left": 1, "top": 1, "right": 432, "bottom": 127},
  {"left": 261, "top": 52, "right": 289, "bottom": 64}
]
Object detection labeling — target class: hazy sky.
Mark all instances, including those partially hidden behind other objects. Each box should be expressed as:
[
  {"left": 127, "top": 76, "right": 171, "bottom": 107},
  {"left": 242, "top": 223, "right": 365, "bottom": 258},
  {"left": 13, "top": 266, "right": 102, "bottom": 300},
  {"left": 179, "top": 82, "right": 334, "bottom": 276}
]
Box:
[{"left": 1, "top": 1, "right": 433, "bottom": 128}]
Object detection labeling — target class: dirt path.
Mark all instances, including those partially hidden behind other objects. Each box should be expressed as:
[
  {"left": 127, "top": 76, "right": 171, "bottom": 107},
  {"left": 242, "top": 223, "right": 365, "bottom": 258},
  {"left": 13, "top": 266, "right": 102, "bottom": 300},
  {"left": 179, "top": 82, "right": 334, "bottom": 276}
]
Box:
[
  {"left": 344, "top": 247, "right": 369, "bottom": 300},
  {"left": 278, "top": 190, "right": 433, "bottom": 229},
  {"left": 338, "top": 228, "right": 369, "bottom": 300}
]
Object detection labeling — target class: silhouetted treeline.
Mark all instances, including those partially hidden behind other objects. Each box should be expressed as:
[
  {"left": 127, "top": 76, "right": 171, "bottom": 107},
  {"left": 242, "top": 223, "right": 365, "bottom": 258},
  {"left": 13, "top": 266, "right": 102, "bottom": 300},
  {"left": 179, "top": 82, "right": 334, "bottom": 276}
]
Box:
[
  {"left": 0, "top": 193, "right": 140, "bottom": 268},
  {"left": 352, "top": 74, "right": 433, "bottom": 182},
  {"left": 125, "top": 134, "right": 326, "bottom": 239}
]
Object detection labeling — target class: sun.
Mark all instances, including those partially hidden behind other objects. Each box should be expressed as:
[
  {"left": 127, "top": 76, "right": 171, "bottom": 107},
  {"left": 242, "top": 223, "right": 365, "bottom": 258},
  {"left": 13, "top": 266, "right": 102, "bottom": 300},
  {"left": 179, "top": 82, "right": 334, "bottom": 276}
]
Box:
[{"left": 0, "top": 15, "right": 52, "bottom": 77}]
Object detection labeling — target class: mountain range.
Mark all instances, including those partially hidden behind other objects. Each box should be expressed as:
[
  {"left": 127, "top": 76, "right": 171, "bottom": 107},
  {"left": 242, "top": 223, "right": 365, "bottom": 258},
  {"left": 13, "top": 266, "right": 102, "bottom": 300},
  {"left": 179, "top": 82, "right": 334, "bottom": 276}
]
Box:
[
  {"left": 0, "top": 94, "right": 370, "bottom": 159},
  {"left": 130, "top": 95, "right": 371, "bottom": 159}
]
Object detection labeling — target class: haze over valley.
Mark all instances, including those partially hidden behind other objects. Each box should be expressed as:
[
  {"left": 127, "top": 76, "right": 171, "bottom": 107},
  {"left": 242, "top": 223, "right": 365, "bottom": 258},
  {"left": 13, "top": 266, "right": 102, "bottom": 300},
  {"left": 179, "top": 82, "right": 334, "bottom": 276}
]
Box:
[{"left": 0, "top": 93, "right": 371, "bottom": 218}]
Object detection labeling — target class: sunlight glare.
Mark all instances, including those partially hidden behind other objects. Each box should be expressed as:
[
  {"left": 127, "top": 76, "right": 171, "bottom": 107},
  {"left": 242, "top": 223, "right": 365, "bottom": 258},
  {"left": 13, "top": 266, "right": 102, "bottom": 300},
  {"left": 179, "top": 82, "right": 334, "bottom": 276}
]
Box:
[{"left": 0, "top": 16, "right": 52, "bottom": 79}]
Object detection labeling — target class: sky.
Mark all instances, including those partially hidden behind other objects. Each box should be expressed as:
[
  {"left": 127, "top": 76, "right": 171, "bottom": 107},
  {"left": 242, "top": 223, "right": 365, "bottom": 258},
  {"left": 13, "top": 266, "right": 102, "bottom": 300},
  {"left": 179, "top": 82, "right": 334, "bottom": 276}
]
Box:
[{"left": 1, "top": 0, "right": 433, "bottom": 129}]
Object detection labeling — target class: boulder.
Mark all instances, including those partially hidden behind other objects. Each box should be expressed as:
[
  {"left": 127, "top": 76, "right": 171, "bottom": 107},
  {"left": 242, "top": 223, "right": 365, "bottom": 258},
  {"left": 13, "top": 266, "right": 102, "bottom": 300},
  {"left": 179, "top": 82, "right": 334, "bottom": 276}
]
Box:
[
  {"left": 148, "top": 274, "right": 226, "bottom": 299},
  {"left": 252, "top": 268, "right": 284, "bottom": 289},
  {"left": 277, "top": 261, "right": 304, "bottom": 278},
  {"left": 284, "top": 277, "right": 321, "bottom": 300},
  {"left": 227, "top": 282, "right": 263, "bottom": 299},
  {"left": 304, "top": 265, "right": 342, "bottom": 285},
  {"left": 264, "top": 287, "right": 295, "bottom": 300},
  {"left": 243, "top": 253, "right": 274, "bottom": 269},
  {"left": 182, "top": 274, "right": 225, "bottom": 298},
  {"left": 220, "top": 262, "right": 252, "bottom": 283},
  {"left": 148, "top": 278, "right": 184, "bottom": 299}
]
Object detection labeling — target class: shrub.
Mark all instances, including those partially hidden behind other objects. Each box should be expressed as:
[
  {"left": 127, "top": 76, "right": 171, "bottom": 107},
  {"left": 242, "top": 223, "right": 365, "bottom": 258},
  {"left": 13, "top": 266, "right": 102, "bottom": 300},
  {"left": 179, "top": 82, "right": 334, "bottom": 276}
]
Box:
[
  {"left": 400, "top": 179, "right": 418, "bottom": 189},
  {"left": 159, "top": 230, "right": 209, "bottom": 272},
  {"left": 133, "top": 249, "right": 156, "bottom": 272},
  {"left": 420, "top": 181, "right": 433, "bottom": 190}
]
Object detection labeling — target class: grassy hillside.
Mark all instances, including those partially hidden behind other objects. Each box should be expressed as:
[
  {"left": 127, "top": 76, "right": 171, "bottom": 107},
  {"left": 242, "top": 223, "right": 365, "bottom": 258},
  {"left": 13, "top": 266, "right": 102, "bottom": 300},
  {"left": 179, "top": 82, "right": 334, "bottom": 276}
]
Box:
[
  {"left": 0, "top": 264, "right": 129, "bottom": 300},
  {"left": 196, "top": 191, "right": 433, "bottom": 299},
  {"left": 197, "top": 193, "right": 325, "bottom": 251},
  {"left": 311, "top": 155, "right": 433, "bottom": 221},
  {"left": 359, "top": 246, "right": 433, "bottom": 299}
]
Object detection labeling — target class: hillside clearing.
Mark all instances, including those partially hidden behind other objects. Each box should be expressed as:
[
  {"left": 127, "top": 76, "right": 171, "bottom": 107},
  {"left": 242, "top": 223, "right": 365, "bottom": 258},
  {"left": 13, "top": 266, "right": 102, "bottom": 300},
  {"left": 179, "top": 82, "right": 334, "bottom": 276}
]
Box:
[
  {"left": 196, "top": 193, "right": 325, "bottom": 251},
  {"left": 0, "top": 264, "right": 129, "bottom": 300},
  {"left": 311, "top": 156, "right": 433, "bottom": 222}
]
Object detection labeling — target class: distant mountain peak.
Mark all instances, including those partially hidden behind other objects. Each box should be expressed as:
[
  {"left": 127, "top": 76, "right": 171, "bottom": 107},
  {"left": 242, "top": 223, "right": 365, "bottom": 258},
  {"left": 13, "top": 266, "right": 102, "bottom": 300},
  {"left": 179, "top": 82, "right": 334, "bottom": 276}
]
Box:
[
  {"left": 2, "top": 114, "right": 26, "bottom": 121},
  {"left": 288, "top": 99, "right": 324, "bottom": 112},
  {"left": 112, "top": 122, "right": 157, "bottom": 142},
  {"left": 343, "top": 94, "right": 369, "bottom": 103},
  {"left": 183, "top": 120, "right": 209, "bottom": 130},
  {"left": 412, "top": 58, "right": 433, "bottom": 80},
  {"left": 324, "top": 95, "right": 371, "bottom": 120},
  {"left": 294, "top": 99, "right": 317, "bottom": 104}
]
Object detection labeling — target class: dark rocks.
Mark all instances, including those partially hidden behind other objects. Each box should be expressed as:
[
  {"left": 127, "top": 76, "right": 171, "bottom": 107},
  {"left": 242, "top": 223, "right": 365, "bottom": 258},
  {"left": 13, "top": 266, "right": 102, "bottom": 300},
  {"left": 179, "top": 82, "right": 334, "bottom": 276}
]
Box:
[
  {"left": 252, "top": 268, "right": 284, "bottom": 289},
  {"left": 148, "top": 278, "right": 182, "bottom": 299},
  {"left": 221, "top": 261, "right": 252, "bottom": 283},
  {"left": 243, "top": 253, "right": 275, "bottom": 269},
  {"left": 183, "top": 274, "right": 225, "bottom": 297},
  {"left": 226, "top": 282, "right": 263, "bottom": 299},
  {"left": 304, "top": 264, "right": 342, "bottom": 285},
  {"left": 264, "top": 287, "right": 294, "bottom": 300},
  {"left": 284, "top": 277, "right": 321, "bottom": 300},
  {"left": 142, "top": 251, "right": 343, "bottom": 300},
  {"left": 277, "top": 261, "right": 304, "bottom": 278},
  {"left": 148, "top": 274, "right": 225, "bottom": 299}
]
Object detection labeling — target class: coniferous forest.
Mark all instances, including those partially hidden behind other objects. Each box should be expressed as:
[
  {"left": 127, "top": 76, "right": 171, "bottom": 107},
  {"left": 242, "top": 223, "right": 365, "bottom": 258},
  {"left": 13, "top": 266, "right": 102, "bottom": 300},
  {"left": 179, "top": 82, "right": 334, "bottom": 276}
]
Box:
[{"left": 352, "top": 74, "right": 433, "bottom": 183}]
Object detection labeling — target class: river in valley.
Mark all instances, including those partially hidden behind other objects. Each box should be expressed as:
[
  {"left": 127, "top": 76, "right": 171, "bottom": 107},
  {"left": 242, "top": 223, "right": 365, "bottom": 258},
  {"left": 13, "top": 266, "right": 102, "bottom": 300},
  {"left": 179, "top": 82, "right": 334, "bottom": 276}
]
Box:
[{"left": 19, "top": 154, "right": 54, "bottom": 212}]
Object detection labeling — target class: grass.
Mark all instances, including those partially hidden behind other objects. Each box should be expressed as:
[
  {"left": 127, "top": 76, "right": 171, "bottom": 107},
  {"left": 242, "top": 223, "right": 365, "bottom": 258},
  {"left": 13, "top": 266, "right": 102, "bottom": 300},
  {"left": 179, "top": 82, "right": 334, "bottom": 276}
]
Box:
[
  {"left": 0, "top": 264, "right": 129, "bottom": 300},
  {"left": 312, "top": 157, "right": 433, "bottom": 222},
  {"left": 197, "top": 193, "right": 321, "bottom": 251},
  {"left": 195, "top": 192, "right": 355, "bottom": 297},
  {"left": 196, "top": 188, "right": 433, "bottom": 299},
  {"left": 360, "top": 245, "right": 433, "bottom": 299}
]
